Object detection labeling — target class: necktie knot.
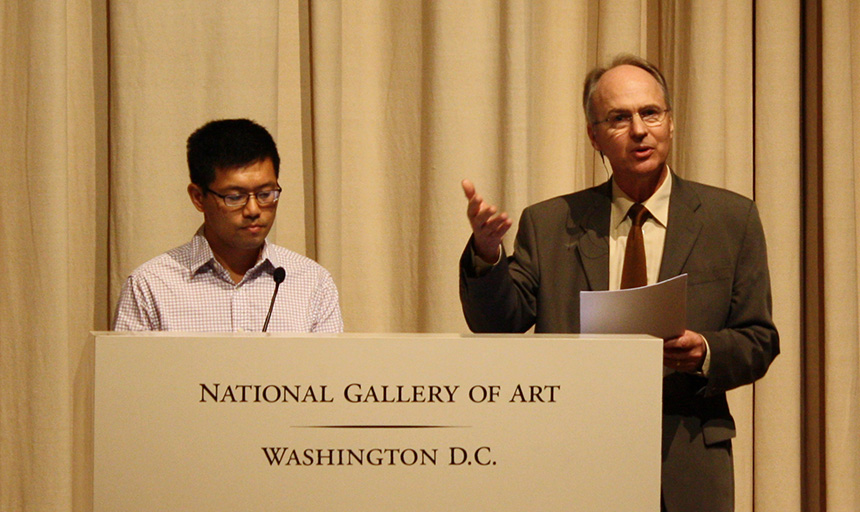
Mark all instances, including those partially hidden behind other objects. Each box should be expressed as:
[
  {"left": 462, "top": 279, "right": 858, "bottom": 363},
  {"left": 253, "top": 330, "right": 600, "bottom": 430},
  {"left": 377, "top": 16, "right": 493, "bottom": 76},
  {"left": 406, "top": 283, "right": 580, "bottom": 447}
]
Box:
[{"left": 628, "top": 203, "right": 649, "bottom": 227}]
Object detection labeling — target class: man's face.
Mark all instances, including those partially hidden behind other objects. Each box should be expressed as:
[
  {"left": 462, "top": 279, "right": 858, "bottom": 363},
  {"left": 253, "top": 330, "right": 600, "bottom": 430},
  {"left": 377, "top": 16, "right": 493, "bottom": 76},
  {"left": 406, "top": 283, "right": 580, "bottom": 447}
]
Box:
[
  {"left": 188, "top": 158, "right": 279, "bottom": 260},
  {"left": 586, "top": 65, "right": 674, "bottom": 185}
]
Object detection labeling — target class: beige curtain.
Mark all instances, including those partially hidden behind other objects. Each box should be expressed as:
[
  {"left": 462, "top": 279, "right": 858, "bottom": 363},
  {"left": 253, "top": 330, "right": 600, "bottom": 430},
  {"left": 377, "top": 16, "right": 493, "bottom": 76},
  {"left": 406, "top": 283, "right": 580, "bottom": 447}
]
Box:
[
  {"left": 818, "top": 0, "right": 860, "bottom": 510},
  {"left": 1, "top": 0, "right": 857, "bottom": 510},
  {"left": 753, "top": 1, "right": 804, "bottom": 510},
  {"left": 0, "top": 1, "right": 98, "bottom": 510}
]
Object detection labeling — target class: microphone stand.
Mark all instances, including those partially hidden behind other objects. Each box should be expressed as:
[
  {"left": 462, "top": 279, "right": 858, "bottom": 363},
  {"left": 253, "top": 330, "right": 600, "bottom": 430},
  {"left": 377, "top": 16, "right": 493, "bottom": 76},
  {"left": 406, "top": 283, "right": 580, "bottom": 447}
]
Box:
[{"left": 262, "top": 267, "right": 286, "bottom": 332}]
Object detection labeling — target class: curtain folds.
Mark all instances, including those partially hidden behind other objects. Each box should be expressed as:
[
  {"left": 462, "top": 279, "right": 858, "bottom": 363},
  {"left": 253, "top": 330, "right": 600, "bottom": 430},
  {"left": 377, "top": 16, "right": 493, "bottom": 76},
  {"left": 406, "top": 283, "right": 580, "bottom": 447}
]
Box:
[
  {"left": 820, "top": 0, "right": 860, "bottom": 510},
  {"left": 753, "top": 1, "right": 803, "bottom": 510},
  {"left": 1, "top": 0, "right": 856, "bottom": 510},
  {"left": 0, "top": 1, "right": 97, "bottom": 510}
]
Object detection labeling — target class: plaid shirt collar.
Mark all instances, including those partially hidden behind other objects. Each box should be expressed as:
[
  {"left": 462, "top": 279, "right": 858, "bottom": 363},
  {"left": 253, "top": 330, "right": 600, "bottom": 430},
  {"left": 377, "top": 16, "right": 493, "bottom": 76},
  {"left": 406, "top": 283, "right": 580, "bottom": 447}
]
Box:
[{"left": 187, "top": 225, "right": 278, "bottom": 282}]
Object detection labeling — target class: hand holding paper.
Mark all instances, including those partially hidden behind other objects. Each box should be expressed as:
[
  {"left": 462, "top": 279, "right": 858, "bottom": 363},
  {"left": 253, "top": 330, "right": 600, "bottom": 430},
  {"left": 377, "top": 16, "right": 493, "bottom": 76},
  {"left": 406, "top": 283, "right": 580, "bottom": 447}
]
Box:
[
  {"left": 580, "top": 275, "right": 705, "bottom": 373},
  {"left": 663, "top": 330, "right": 707, "bottom": 373}
]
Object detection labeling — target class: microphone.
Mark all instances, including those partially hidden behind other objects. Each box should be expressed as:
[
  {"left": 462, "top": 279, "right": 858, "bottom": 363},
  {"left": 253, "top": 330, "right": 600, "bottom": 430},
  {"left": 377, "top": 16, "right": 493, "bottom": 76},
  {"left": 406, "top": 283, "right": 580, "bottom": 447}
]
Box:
[{"left": 262, "top": 267, "right": 286, "bottom": 332}]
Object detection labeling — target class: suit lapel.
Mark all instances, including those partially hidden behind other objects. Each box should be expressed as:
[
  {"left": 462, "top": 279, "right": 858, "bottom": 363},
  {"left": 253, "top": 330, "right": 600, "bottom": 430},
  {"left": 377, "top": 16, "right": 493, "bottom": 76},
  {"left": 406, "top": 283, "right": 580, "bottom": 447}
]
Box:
[
  {"left": 659, "top": 174, "right": 703, "bottom": 281},
  {"left": 568, "top": 182, "right": 611, "bottom": 291}
]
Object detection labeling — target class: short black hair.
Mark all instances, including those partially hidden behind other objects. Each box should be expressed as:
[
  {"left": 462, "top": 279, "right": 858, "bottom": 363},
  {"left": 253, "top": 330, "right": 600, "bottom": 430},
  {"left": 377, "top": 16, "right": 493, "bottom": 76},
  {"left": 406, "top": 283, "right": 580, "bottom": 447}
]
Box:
[{"left": 186, "top": 118, "right": 280, "bottom": 189}]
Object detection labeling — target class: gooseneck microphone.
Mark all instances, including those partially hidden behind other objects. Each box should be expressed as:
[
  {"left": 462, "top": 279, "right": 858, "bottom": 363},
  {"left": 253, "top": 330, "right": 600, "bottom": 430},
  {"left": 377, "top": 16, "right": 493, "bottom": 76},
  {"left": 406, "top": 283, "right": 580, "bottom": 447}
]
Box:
[{"left": 262, "top": 267, "right": 286, "bottom": 332}]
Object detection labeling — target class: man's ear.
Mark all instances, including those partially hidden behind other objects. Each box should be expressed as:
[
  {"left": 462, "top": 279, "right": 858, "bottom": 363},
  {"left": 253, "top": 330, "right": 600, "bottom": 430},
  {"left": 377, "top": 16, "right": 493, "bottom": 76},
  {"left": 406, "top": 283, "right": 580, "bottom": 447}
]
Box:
[
  {"left": 188, "top": 183, "right": 205, "bottom": 213},
  {"left": 587, "top": 123, "right": 602, "bottom": 152}
]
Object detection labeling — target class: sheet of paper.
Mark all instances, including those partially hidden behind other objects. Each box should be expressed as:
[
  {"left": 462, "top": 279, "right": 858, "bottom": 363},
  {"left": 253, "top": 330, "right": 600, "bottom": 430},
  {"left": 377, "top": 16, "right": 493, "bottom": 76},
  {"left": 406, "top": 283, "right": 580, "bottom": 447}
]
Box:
[{"left": 580, "top": 274, "right": 687, "bottom": 339}]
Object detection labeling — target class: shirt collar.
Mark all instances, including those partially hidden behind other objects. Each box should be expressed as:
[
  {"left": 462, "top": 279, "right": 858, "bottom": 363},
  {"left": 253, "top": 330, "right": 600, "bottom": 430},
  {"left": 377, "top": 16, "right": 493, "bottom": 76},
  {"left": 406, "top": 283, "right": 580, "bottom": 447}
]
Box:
[
  {"left": 611, "top": 169, "right": 672, "bottom": 230},
  {"left": 188, "top": 226, "right": 216, "bottom": 274},
  {"left": 256, "top": 242, "right": 278, "bottom": 273},
  {"left": 187, "top": 225, "right": 276, "bottom": 279}
]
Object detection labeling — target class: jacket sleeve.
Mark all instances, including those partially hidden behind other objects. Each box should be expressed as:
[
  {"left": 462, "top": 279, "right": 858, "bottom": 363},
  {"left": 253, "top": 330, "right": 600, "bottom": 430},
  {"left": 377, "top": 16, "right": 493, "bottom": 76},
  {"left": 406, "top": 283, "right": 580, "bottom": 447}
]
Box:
[
  {"left": 699, "top": 201, "right": 780, "bottom": 395},
  {"left": 459, "top": 209, "right": 541, "bottom": 333}
]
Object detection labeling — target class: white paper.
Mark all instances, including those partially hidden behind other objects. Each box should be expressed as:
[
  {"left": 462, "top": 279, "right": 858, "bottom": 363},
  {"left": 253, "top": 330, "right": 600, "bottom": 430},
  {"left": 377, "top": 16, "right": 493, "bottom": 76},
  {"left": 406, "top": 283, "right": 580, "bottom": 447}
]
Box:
[{"left": 580, "top": 274, "right": 687, "bottom": 339}]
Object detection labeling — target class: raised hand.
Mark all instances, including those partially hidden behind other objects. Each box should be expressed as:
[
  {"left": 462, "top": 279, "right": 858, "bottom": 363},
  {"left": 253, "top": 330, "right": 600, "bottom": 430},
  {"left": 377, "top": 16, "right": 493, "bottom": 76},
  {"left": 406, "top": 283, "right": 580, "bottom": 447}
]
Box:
[{"left": 462, "top": 179, "right": 513, "bottom": 263}]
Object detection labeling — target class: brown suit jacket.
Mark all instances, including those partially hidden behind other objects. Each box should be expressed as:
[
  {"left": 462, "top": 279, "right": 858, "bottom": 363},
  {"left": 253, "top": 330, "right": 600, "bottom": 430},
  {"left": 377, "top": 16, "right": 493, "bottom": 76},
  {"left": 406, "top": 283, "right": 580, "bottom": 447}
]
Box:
[{"left": 459, "top": 173, "right": 779, "bottom": 512}]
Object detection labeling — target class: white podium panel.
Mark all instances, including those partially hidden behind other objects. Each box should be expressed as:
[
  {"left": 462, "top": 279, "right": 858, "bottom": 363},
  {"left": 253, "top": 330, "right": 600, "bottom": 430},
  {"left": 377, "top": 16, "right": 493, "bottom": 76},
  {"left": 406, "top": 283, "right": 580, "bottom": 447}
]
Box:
[{"left": 94, "top": 333, "right": 662, "bottom": 511}]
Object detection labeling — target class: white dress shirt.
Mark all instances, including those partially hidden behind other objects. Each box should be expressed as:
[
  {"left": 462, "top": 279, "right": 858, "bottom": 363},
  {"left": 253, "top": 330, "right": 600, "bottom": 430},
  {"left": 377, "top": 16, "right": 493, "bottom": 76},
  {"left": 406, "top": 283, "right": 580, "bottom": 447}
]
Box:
[{"left": 608, "top": 171, "right": 672, "bottom": 290}]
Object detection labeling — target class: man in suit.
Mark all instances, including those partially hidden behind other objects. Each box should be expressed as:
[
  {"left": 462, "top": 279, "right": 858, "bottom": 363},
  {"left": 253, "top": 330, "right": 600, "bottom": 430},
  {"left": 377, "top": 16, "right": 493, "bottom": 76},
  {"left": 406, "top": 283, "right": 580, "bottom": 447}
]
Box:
[{"left": 459, "top": 55, "right": 779, "bottom": 511}]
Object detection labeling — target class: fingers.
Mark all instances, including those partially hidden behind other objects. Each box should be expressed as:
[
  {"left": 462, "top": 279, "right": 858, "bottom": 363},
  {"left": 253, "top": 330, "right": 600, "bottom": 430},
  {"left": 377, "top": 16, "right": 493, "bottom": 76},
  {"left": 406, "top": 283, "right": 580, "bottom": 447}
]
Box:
[
  {"left": 471, "top": 212, "right": 512, "bottom": 263},
  {"left": 471, "top": 201, "right": 500, "bottom": 227},
  {"left": 462, "top": 179, "right": 511, "bottom": 232},
  {"left": 472, "top": 207, "right": 512, "bottom": 240},
  {"left": 464, "top": 184, "right": 494, "bottom": 227},
  {"left": 461, "top": 179, "right": 476, "bottom": 200},
  {"left": 663, "top": 330, "right": 705, "bottom": 372},
  {"left": 462, "top": 179, "right": 513, "bottom": 263},
  {"left": 476, "top": 212, "right": 512, "bottom": 242}
]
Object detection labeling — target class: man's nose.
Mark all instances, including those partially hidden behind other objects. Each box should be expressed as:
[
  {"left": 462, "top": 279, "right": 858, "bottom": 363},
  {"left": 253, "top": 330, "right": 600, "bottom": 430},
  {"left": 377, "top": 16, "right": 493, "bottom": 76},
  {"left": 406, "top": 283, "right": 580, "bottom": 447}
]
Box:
[
  {"left": 243, "top": 194, "right": 262, "bottom": 216},
  {"left": 629, "top": 113, "right": 648, "bottom": 137}
]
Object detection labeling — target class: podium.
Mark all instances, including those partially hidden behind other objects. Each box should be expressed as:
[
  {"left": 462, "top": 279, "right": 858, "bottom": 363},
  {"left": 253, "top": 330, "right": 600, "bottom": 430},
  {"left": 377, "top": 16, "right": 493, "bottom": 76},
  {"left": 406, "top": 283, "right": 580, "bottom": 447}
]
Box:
[{"left": 93, "top": 333, "right": 662, "bottom": 511}]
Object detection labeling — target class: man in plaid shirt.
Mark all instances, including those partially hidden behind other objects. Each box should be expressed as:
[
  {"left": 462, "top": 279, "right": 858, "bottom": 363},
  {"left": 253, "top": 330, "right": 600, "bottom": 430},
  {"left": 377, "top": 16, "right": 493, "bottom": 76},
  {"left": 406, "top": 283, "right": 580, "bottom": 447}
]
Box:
[{"left": 113, "top": 119, "right": 342, "bottom": 333}]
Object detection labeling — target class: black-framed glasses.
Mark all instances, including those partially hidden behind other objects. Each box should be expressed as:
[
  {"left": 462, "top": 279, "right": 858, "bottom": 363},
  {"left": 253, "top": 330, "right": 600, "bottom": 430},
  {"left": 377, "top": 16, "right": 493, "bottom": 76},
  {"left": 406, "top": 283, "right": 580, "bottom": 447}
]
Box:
[
  {"left": 593, "top": 107, "right": 670, "bottom": 131},
  {"left": 205, "top": 186, "right": 282, "bottom": 208}
]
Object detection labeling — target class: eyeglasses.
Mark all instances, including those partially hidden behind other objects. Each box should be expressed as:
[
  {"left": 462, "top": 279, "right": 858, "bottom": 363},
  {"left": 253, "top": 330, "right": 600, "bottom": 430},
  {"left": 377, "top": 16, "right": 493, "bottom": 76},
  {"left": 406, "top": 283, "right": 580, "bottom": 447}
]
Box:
[
  {"left": 205, "top": 187, "right": 282, "bottom": 208},
  {"left": 593, "top": 107, "right": 670, "bottom": 131}
]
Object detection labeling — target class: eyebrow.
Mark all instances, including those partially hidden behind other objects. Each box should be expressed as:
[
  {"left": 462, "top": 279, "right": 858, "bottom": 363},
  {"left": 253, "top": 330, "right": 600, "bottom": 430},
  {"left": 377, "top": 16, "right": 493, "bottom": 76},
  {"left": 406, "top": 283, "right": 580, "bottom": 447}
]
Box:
[
  {"left": 219, "top": 183, "right": 279, "bottom": 193},
  {"left": 607, "top": 104, "right": 663, "bottom": 114}
]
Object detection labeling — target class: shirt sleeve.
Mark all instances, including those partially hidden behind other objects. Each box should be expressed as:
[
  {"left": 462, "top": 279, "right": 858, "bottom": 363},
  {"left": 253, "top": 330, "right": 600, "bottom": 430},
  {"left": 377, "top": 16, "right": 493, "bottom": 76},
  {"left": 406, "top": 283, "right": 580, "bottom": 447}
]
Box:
[
  {"left": 112, "top": 275, "right": 159, "bottom": 331},
  {"left": 310, "top": 271, "right": 344, "bottom": 333},
  {"left": 470, "top": 241, "right": 504, "bottom": 276}
]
